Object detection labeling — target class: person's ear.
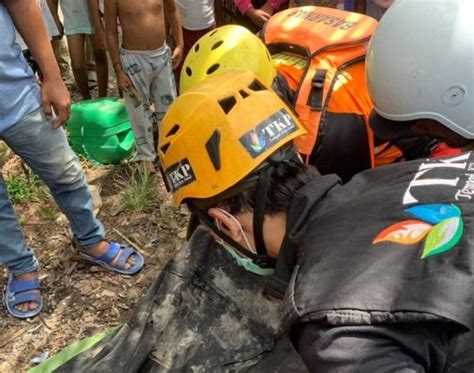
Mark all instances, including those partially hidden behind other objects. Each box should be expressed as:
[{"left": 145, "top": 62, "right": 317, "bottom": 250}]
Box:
[{"left": 207, "top": 208, "right": 243, "bottom": 242}]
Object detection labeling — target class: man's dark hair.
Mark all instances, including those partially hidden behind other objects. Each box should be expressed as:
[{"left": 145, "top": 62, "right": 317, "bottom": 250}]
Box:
[{"left": 221, "top": 160, "right": 319, "bottom": 215}]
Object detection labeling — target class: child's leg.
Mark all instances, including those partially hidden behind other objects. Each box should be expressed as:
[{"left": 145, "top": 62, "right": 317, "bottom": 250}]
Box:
[
  {"left": 2, "top": 109, "right": 105, "bottom": 249},
  {"left": 52, "top": 37, "right": 71, "bottom": 76},
  {"left": 150, "top": 45, "right": 177, "bottom": 148},
  {"left": 120, "top": 49, "right": 156, "bottom": 161},
  {"left": 89, "top": 33, "right": 108, "bottom": 97},
  {"left": 66, "top": 34, "right": 91, "bottom": 99},
  {"left": 0, "top": 172, "right": 40, "bottom": 313},
  {"left": 0, "top": 172, "right": 38, "bottom": 278}
]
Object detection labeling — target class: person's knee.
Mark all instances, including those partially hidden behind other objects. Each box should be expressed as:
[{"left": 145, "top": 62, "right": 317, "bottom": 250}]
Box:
[
  {"left": 56, "top": 156, "right": 85, "bottom": 187},
  {"left": 41, "top": 148, "right": 86, "bottom": 189}
]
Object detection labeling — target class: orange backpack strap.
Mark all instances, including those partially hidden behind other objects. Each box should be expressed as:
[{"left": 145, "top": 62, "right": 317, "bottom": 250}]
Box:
[{"left": 293, "top": 64, "right": 337, "bottom": 157}]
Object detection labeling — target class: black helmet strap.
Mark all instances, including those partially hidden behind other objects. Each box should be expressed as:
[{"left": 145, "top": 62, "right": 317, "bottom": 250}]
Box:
[{"left": 252, "top": 165, "right": 272, "bottom": 263}]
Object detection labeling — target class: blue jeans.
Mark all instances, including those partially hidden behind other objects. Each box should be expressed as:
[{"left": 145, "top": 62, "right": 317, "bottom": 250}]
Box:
[{"left": 0, "top": 108, "right": 104, "bottom": 276}]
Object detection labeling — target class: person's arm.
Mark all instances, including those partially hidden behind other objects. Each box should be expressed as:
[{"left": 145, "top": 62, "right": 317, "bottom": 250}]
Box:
[
  {"left": 214, "top": 0, "right": 224, "bottom": 26},
  {"left": 45, "top": 0, "right": 63, "bottom": 38},
  {"left": 296, "top": 322, "right": 453, "bottom": 372},
  {"left": 234, "top": 0, "right": 252, "bottom": 14},
  {"left": 104, "top": 0, "right": 136, "bottom": 94},
  {"left": 261, "top": 0, "right": 286, "bottom": 14},
  {"left": 235, "top": 0, "right": 271, "bottom": 27},
  {"left": 4, "top": 0, "right": 70, "bottom": 128},
  {"left": 164, "top": 0, "right": 184, "bottom": 69},
  {"left": 88, "top": 0, "right": 106, "bottom": 49},
  {"left": 104, "top": 0, "right": 120, "bottom": 70}
]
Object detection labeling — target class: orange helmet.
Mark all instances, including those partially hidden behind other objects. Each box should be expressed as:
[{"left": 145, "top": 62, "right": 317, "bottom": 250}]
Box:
[{"left": 159, "top": 69, "right": 306, "bottom": 206}]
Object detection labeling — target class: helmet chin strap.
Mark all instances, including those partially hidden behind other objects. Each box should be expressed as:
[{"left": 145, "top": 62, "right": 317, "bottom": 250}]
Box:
[{"left": 252, "top": 165, "right": 273, "bottom": 267}]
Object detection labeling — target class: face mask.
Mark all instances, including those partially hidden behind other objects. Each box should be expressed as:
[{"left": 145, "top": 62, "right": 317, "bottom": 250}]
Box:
[{"left": 214, "top": 208, "right": 274, "bottom": 277}]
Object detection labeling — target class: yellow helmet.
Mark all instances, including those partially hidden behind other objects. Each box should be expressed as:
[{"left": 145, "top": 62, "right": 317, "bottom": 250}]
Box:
[
  {"left": 159, "top": 69, "right": 306, "bottom": 206},
  {"left": 179, "top": 25, "right": 276, "bottom": 94}
]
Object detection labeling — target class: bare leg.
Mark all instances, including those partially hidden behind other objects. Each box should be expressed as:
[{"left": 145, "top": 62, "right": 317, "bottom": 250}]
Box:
[
  {"left": 66, "top": 34, "right": 91, "bottom": 99},
  {"left": 89, "top": 33, "right": 108, "bottom": 97}
]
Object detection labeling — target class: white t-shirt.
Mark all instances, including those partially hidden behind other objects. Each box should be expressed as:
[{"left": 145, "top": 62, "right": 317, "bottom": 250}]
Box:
[
  {"left": 15, "top": 0, "right": 59, "bottom": 50},
  {"left": 175, "top": 0, "right": 215, "bottom": 31}
]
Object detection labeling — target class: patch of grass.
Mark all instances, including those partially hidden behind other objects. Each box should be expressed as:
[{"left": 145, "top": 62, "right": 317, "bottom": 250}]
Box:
[
  {"left": 161, "top": 204, "right": 175, "bottom": 220},
  {"left": 5, "top": 174, "right": 44, "bottom": 203},
  {"left": 40, "top": 205, "right": 58, "bottom": 221},
  {"left": 121, "top": 171, "right": 154, "bottom": 212}
]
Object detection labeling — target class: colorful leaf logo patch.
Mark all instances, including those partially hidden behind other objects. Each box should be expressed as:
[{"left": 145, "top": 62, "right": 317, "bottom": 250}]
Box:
[
  {"left": 374, "top": 204, "right": 464, "bottom": 259},
  {"left": 422, "top": 217, "right": 463, "bottom": 259},
  {"left": 373, "top": 220, "right": 432, "bottom": 245},
  {"left": 405, "top": 204, "right": 461, "bottom": 224}
]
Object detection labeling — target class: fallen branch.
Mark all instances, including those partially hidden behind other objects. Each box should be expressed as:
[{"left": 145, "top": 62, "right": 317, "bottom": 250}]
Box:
[{"left": 112, "top": 228, "right": 142, "bottom": 253}]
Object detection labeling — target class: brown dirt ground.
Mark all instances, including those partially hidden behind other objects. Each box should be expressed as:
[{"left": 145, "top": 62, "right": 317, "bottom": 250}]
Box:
[{"left": 0, "top": 72, "right": 188, "bottom": 372}]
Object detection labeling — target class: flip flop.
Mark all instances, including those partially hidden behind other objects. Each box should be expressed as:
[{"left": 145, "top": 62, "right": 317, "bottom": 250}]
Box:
[
  {"left": 5, "top": 274, "right": 43, "bottom": 319},
  {"left": 78, "top": 242, "right": 144, "bottom": 275}
]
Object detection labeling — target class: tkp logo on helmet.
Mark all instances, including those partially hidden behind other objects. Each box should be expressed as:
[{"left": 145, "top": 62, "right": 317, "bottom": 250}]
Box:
[
  {"left": 373, "top": 204, "right": 464, "bottom": 259},
  {"left": 240, "top": 108, "right": 298, "bottom": 159},
  {"left": 165, "top": 158, "right": 196, "bottom": 192}
]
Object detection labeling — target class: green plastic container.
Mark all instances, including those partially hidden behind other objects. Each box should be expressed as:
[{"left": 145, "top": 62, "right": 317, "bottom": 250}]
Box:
[
  {"left": 84, "top": 131, "right": 136, "bottom": 165},
  {"left": 67, "top": 97, "right": 136, "bottom": 165}
]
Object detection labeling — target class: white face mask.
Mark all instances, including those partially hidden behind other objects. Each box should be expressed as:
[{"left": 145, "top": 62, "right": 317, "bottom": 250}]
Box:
[{"left": 213, "top": 208, "right": 274, "bottom": 277}]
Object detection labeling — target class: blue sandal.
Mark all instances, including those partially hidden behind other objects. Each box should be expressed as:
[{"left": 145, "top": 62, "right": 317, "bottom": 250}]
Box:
[
  {"left": 78, "top": 242, "right": 144, "bottom": 275},
  {"left": 5, "top": 274, "right": 43, "bottom": 319}
]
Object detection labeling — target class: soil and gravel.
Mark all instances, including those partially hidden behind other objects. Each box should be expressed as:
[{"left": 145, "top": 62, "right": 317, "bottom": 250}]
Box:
[{"left": 0, "top": 68, "right": 188, "bottom": 372}]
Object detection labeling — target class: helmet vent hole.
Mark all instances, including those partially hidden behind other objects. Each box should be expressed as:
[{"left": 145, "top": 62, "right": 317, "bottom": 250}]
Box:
[
  {"left": 205, "top": 130, "right": 221, "bottom": 171},
  {"left": 194, "top": 43, "right": 200, "bottom": 52},
  {"left": 218, "top": 96, "right": 237, "bottom": 114},
  {"left": 185, "top": 67, "right": 192, "bottom": 77},
  {"left": 206, "top": 64, "right": 220, "bottom": 75},
  {"left": 166, "top": 124, "right": 180, "bottom": 137},
  {"left": 239, "top": 90, "right": 249, "bottom": 99},
  {"left": 248, "top": 79, "right": 266, "bottom": 92},
  {"left": 209, "top": 30, "right": 218, "bottom": 37},
  {"left": 211, "top": 40, "right": 224, "bottom": 50},
  {"left": 160, "top": 142, "right": 171, "bottom": 154}
]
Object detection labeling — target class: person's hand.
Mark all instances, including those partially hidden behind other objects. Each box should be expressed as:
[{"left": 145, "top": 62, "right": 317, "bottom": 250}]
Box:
[
  {"left": 117, "top": 70, "right": 141, "bottom": 100},
  {"left": 260, "top": 3, "right": 275, "bottom": 16},
  {"left": 117, "top": 70, "right": 133, "bottom": 92},
  {"left": 171, "top": 45, "right": 183, "bottom": 70},
  {"left": 41, "top": 76, "right": 71, "bottom": 129},
  {"left": 246, "top": 8, "right": 271, "bottom": 27}
]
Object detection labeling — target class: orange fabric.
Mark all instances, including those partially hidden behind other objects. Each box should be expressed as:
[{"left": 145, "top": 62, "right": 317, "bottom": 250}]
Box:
[
  {"left": 264, "top": 6, "right": 377, "bottom": 56},
  {"left": 265, "top": 6, "right": 377, "bottom": 161},
  {"left": 374, "top": 143, "right": 404, "bottom": 167}
]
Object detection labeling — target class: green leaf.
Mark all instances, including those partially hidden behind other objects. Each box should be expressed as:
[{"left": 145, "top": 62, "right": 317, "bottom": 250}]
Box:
[{"left": 421, "top": 217, "right": 463, "bottom": 259}]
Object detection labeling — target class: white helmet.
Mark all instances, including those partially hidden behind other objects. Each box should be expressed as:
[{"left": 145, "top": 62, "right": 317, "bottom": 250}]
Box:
[{"left": 367, "top": 0, "right": 474, "bottom": 140}]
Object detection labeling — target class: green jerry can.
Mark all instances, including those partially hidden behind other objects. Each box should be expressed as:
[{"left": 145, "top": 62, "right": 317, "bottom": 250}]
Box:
[{"left": 67, "top": 97, "right": 136, "bottom": 165}]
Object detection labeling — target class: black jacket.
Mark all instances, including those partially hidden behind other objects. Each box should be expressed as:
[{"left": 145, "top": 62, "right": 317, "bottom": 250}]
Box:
[{"left": 275, "top": 152, "right": 474, "bottom": 370}]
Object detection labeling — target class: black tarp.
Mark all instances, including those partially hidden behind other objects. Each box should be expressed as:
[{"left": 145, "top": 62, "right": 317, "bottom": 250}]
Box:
[{"left": 56, "top": 227, "right": 306, "bottom": 372}]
